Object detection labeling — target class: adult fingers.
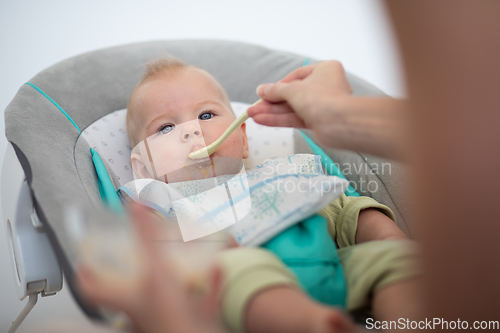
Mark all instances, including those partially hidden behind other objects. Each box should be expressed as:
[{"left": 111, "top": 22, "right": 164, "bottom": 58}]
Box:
[
  {"left": 248, "top": 100, "right": 307, "bottom": 128},
  {"left": 128, "top": 203, "right": 176, "bottom": 286},
  {"left": 129, "top": 203, "right": 163, "bottom": 260},
  {"left": 247, "top": 100, "right": 294, "bottom": 117},
  {"left": 278, "top": 65, "right": 316, "bottom": 83},
  {"left": 256, "top": 80, "right": 301, "bottom": 103},
  {"left": 254, "top": 65, "right": 314, "bottom": 102},
  {"left": 252, "top": 112, "right": 306, "bottom": 129},
  {"left": 199, "top": 266, "right": 224, "bottom": 318},
  {"left": 226, "top": 235, "right": 239, "bottom": 248},
  {"left": 77, "top": 266, "right": 133, "bottom": 313},
  {"left": 312, "top": 61, "right": 353, "bottom": 95}
]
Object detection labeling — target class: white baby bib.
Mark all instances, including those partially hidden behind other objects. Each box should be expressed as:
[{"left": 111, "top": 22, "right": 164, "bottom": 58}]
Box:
[{"left": 118, "top": 154, "right": 348, "bottom": 245}]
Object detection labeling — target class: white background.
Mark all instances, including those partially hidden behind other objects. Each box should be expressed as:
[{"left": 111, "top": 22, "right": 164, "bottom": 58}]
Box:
[{"left": 0, "top": 0, "right": 405, "bottom": 331}]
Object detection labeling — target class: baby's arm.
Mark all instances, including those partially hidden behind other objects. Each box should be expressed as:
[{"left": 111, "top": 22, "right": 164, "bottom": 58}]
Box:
[{"left": 355, "top": 208, "right": 407, "bottom": 243}]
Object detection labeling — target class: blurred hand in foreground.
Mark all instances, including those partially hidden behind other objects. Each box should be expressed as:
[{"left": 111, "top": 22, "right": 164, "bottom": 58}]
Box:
[{"left": 77, "top": 204, "right": 226, "bottom": 333}]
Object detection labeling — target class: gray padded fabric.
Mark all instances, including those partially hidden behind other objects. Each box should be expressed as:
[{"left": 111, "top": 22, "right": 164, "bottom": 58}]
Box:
[
  {"left": 295, "top": 129, "right": 414, "bottom": 238},
  {"left": 4, "top": 40, "right": 405, "bottom": 317}
]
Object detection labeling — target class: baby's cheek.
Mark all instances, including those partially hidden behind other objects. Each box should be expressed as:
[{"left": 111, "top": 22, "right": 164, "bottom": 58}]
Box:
[
  {"left": 223, "top": 132, "right": 244, "bottom": 158},
  {"left": 153, "top": 150, "right": 185, "bottom": 175}
]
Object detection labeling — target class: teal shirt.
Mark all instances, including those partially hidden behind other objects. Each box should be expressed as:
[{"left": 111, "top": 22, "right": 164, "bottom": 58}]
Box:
[{"left": 262, "top": 214, "right": 347, "bottom": 308}]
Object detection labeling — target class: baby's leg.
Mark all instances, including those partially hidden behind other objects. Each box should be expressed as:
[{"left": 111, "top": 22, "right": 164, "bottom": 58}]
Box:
[
  {"left": 339, "top": 239, "right": 422, "bottom": 330},
  {"left": 245, "top": 286, "right": 357, "bottom": 333},
  {"left": 372, "top": 278, "right": 423, "bottom": 324},
  {"left": 218, "top": 247, "right": 358, "bottom": 333},
  {"left": 356, "top": 208, "right": 407, "bottom": 243}
]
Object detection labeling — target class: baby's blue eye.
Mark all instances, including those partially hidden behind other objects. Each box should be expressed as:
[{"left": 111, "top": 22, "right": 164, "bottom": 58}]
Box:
[
  {"left": 159, "top": 124, "right": 174, "bottom": 135},
  {"left": 199, "top": 112, "right": 214, "bottom": 120}
]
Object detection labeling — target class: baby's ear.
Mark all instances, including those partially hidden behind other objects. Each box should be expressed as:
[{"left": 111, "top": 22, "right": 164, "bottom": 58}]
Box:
[
  {"left": 131, "top": 153, "right": 152, "bottom": 179},
  {"left": 240, "top": 123, "right": 249, "bottom": 159}
]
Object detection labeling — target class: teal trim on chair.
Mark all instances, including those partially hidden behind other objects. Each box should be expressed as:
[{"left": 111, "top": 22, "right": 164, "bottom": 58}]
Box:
[
  {"left": 25, "top": 82, "right": 124, "bottom": 214},
  {"left": 25, "top": 83, "right": 81, "bottom": 134},
  {"left": 91, "top": 148, "right": 124, "bottom": 214},
  {"left": 299, "top": 130, "right": 360, "bottom": 197}
]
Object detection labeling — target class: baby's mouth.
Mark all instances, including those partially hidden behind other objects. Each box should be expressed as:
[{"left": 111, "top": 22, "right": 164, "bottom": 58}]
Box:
[
  {"left": 189, "top": 144, "right": 213, "bottom": 162},
  {"left": 184, "top": 144, "right": 219, "bottom": 179},
  {"left": 189, "top": 144, "right": 206, "bottom": 154}
]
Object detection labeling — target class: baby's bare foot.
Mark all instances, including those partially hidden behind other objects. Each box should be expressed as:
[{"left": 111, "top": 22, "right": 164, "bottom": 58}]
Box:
[
  {"left": 245, "top": 286, "right": 360, "bottom": 333},
  {"left": 312, "top": 307, "right": 359, "bottom": 333}
]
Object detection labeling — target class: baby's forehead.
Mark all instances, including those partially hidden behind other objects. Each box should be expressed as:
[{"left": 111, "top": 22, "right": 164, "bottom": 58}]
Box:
[
  {"left": 140, "top": 68, "right": 226, "bottom": 101},
  {"left": 133, "top": 67, "right": 232, "bottom": 125},
  {"left": 138, "top": 68, "right": 231, "bottom": 113},
  {"left": 174, "top": 67, "right": 229, "bottom": 102}
]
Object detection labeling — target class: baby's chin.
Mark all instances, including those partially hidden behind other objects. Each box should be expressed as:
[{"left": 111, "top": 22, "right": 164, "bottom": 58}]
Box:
[{"left": 160, "top": 156, "right": 244, "bottom": 184}]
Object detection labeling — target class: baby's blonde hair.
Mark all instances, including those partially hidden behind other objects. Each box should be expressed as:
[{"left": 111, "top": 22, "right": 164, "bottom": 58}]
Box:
[{"left": 126, "top": 57, "right": 232, "bottom": 147}]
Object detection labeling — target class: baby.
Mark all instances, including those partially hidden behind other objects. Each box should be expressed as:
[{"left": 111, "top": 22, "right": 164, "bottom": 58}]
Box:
[{"left": 125, "top": 57, "right": 421, "bottom": 333}]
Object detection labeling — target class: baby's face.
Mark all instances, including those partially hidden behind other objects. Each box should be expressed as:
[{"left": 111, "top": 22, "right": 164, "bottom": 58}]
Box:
[{"left": 131, "top": 68, "right": 249, "bottom": 183}]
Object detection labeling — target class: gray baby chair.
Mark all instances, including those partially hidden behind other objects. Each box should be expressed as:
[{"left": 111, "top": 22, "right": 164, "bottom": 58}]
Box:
[{"left": 1, "top": 40, "right": 414, "bottom": 332}]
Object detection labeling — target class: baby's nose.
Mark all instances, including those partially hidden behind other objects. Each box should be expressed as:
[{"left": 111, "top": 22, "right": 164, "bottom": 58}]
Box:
[{"left": 180, "top": 122, "right": 203, "bottom": 142}]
